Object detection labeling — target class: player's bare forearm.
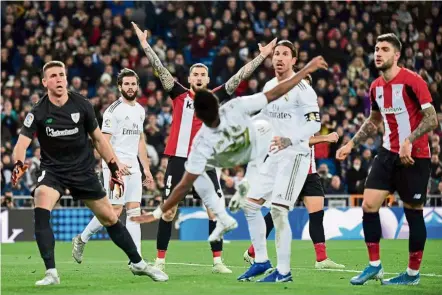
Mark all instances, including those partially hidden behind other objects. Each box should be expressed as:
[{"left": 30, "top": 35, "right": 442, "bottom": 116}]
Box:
[
  {"left": 309, "top": 135, "right": 329, "bottom": 147},
  {"left": 90, "top": 128, "right": 118, "bottom": 164},
  {"left": 264, "top": 66, "right": 310, "bottom": 102},
  {"left": 141, "top": 43, "right": 175, "bottom": 92},
  {"left": 160, "top": 172, "right": 198, "bottom": 212},
  {"left": 407, "top": 106, "right": 438, "bottom": 143},
  {"left": 12, "top": 135, "right": 32, "bottom": 163},
  {"left": 350, "top": 111, "right": 383, "bottom": 147},
  {"left": 225, "top": 54, "right": 265, "bottom": 95},
  {"left": 138, "top": 133, "right": 150, "bottom": 171}
]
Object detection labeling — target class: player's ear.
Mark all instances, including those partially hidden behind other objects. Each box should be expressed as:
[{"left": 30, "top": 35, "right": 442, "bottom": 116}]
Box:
[
  {"left": 42, "top": 77, "right": 47, "bottom": 88},
  {"left": 291, "top": 57, "right": 297, "bottom": 66}
]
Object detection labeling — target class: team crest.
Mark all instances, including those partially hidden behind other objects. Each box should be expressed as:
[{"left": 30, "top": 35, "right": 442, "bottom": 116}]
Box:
[
  {"left": 24, "top": 113, "right": 34, "bottom": 127},
  {"left": 104, "top": 119, "right": 111, "bottom": 128},
  {"left": 71, "top": 112, "right": 80, "bottom": 123}
]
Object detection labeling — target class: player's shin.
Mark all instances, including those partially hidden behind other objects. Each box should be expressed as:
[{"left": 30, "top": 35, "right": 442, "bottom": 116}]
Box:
[
  {"left": 363, "top": 211, "right": 382, "bottom": 266},
  {"left": 271, "top": 205, "right": 292, "bottom": 275},
  {"left": 309, "top": 210, "right": 327, "bottom": 262},
  {"left": 106, "top": 220, "right": 143, "bottom": 264},
  {"left": 126, "top": 207, "right": 142, "bottom": 256},
  {"left": 247, "top": 212, "right": 274, "bottom": 259},
  {"left": 34, "top": 208, "right": 56, "bottom": 270},
  {"left": 81, "top": 216, "right": 104, "bottom": 243},
  {"left": 209, "top": 220, "right": 223, "bottom": 262},
  {"left": 243, "top": 200, "right": 269, "bottom": 263},
  {"left": 404, "top": 208, "right": 426, "bottom": 275}
]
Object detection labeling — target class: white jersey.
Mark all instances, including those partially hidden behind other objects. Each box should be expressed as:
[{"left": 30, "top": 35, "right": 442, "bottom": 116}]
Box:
[
  {"left": 185, "top": 93, "right": 272, "bottom": 175},
  {"left": 101, "top": 98, "right": 145, "bottom": 170},
  {"left": 260, "top": 74, "right": 320, "bottom": 154}
]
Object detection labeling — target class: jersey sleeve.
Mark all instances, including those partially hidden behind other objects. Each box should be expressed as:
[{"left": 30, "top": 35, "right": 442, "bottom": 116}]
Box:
[
  {"left": 184, "top": 133, "right": 210, "bottom": 175},
  {"left": 168, "top": 81, "right": 188, "bottom": 99},
  {"left": 234, "top": 93, "right": 268, "bottom": 116},
  {"left": 20, "top": 111, "right": 38, "bottom": 139},
  {"left": 84, "top": 100, "right": 99, "bottom": 133},
  {"left": 297, "top": 84, "right": 320, "bottom": 114},
  {"left": 369, "top": 83, "right": 380, "bottom": 111},
  {"left": 101, "top": 108, "right": 117, "bottom": 135},
  {"left": 212, "top": 84, "right": 231, "bottom": 103},
  {"left": 408, "top": 75, "right": 433, "bottom": 109}
]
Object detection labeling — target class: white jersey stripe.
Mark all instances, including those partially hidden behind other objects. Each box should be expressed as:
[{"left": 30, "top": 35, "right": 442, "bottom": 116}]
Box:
[
  {"left": 392, "top": 84, "right": 411, "bottom": 148},
  {"left": 176, "top": 95, "right": 194, "bottom": 157},
  {"left": 376, "top": 86, "right": 391, "bottom": 151},
  {"left": 310, "top": 146, "right": 316, "bottom": 174}
]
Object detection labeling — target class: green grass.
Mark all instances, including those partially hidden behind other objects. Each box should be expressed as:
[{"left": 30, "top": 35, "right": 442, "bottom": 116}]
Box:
[{"left": 2, "top": 240, "right": 442, "bottom": 295}]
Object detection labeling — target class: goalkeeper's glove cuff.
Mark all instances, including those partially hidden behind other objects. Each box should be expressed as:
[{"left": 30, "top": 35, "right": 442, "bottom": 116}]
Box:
[{"left": 107, "top": 158, "right": 119, "bottom": 177}]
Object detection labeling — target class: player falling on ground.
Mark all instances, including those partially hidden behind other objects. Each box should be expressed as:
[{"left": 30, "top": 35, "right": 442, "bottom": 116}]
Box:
[
  {"left": 12, "top": 61, "right": 168, "bottom": 285},
  {"left": 229, "top": 41, "right": 344, "bottom": 273},
  {"left": 130, "top": 57, "right": 329, "bottom": 257},
  {"left": 132, "top": 21, "right": 276, "bottom": 274},
  {"left": 336, "top": 33, "right": 438, "bottom": 286},
  {"left": 72, "top": 69, "right": 154, "bottom": 263}
]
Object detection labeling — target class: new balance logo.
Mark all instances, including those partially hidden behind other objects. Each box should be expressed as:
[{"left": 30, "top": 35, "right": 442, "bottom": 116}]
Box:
[{"left": 413, "top": 194, "right": 422, "bottom": 200}]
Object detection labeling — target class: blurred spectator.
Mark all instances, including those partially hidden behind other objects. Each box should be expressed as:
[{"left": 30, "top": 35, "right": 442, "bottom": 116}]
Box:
[
  {"left": 346, "top": 157, "right": 368, "bottom": 194},
  {"left": 325, "top": 176, "right": 345, "bottom": 194}
]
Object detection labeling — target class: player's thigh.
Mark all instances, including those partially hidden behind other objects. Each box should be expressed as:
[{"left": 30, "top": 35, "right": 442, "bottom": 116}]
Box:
[
  {"left": 33, "top": 170, "right": 64, "bottom": 210},
  {"left": 163, "top": 157, "right": 186, "bottom": 199},
  {"left": 395, "top": 158, "right": 430, "bottom": 209},
  {"left": 84, "top": 197, "right": 118, "bottom": 227},
  {"left": 301, "top": 174, "right": 325, "bottom": 213},
  {"left": 112, "top": 204, "right": 124, "bottom": 217},
  {"left": 271, "top": 153, "right": 310, "bottom": 209},
  {"left": 365, "top": 148, "right": 395, "bottom": 193},
  {"left": 247, "top": 157, "right": 275, "bottom": 203},
  {"left": 123, "top": 171, "right": 142, "bottom": 205}
]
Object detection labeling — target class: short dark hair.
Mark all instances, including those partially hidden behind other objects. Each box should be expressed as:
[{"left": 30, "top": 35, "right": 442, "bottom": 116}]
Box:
[
  {"left": 275, "top": 40, "right": 298, "bottom": 58},
  {"left": 117, "top": 68, "right": 140, "bottom": 86},
  {"left": 42, "top": 61, "right": 65, "bottom": 77},
  {"left": 189, "top": 63, "right": 209, "bottom": 74},
  {"left": 376, "top": 33, "right": 402, "bottom": 51},
  {"left": 194, "top": 89, "right": 219, "bottom": 126}
]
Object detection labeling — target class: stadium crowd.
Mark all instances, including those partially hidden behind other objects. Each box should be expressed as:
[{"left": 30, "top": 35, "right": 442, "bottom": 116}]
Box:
[{"left": 1, "top": 1, "right": 442, "bottom": 208}]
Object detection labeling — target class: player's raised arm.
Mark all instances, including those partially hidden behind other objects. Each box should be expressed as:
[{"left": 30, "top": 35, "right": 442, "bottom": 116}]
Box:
[
  {"left": 224, "top": 38, "right": 277, "bottom": 95},
  {"left": 132, "top": 22, "right": 175, "bottom": 92},
  {"left": 264, "top": 56, "right": 328, "bottom": 103}
]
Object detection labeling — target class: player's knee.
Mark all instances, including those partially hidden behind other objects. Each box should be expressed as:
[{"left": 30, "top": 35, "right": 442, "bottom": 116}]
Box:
[
  {"left": 270, "top": 204, "right": 289, "bottom": 227},
  {"left": 304, "top": 197, "right": 324, "bottom": 213},
  {"left": 243, "top": 199, "right": 262, "bottom": 215},
  {"left": 112, "top": 205, "right": 124, "bottom": 217},
  {"left": 98, "top": 212, "right": 119, "bottom": 227},
  {"left": 162, "top": 207, "right": 177, "bottom": 222},
  {"left": 362, "top": 200, "right": 380, "bottom": 213}
]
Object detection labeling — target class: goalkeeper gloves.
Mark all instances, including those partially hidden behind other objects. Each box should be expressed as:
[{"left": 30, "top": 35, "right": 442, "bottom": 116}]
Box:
[
  {"left": 11, "top": 160, "right": 29, "bottom": 186},
  {"left": 107, "top": 159, "right": 124, "bottom": 199}
]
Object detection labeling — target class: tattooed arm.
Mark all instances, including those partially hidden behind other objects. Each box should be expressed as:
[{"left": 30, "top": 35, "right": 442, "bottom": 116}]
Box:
[
  {"left": 407, "top": 106, "right": 438, "bottom": 143},
  {"left": 350, "top": 111, "right": 383, "bottom": 147},
  {"left": 336, "top": 110, "right": 383, "bottom": 161},
  {"left": 132, "top": 22, "right": 175, "bottom": 92},
  {"left": 224, "top": 38, "right": 277, "bottom": 95}
]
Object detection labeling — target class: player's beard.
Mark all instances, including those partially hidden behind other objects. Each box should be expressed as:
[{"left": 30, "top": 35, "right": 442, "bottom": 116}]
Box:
[
  {"left": 121, "top": 89, "right": 137, "bottom": 101},
  {"left": 376, "top": 56, "right": 394, "bottom": 71},
  {"left": 190, "top": 83, "right": 206, "bottom": 92}
]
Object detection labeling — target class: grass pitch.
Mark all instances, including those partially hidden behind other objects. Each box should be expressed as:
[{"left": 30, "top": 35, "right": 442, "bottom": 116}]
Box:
[{"left": 2, "top": 240, "right": 442, "bottom": 295}]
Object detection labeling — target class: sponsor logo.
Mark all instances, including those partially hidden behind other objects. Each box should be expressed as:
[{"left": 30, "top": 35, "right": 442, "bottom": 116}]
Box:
[
  {"left": 45, "top": 118, "right": 53, "bottom": 124},
  {"left": 186, "top": 100, "right": 194, "bottom": 109},
  {"left": 24, "top": 113, "right": 34, "bottom": 127},
  {"left": 71, "top": 112, "right": 80, "bottom": 123},
  {"left": 104, "top": 118, "right": 111, "bottom": 128},
  {"left": 380, "top": 106, "right": 404, "bottom": 114},
  {"left": 46, "top": 127, "right": 79, "bottom": 137}
]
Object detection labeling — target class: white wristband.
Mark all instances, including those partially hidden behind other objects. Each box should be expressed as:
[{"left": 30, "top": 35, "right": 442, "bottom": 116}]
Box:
[{"left": 152, "top": 207, "right": 163, "bottom": 219}]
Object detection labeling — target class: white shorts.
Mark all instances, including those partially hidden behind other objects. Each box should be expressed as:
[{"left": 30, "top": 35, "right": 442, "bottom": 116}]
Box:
[
  {"left": 247, "top": 148, "right": 310, "bottom": 209},
  {"left": 103, "top": 167, "right": 142, "bottom": 205}
]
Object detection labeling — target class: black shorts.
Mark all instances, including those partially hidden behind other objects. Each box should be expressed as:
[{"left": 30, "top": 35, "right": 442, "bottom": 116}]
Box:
[
  {"left": 365, "top": 147, "right": 431, "bottom": 205},
  {"left": 33, "top": 169, "right": 106, "bottom": 201},
  {"left": 299, "top": 173, "right": 325, "bottom": 199},
  {"left": 164, "top": 156, "right": 222, "bottom": 200}
]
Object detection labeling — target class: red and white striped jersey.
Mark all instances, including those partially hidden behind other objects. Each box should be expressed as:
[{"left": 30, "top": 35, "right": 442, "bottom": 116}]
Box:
[
  {"left": 164, "top": 83, "right": 229, "bottom": 158},
  {"left": 370, "top": 68, "right": 433, "bottom": 158},
  {"left": 308, "top": 146, "right": 317, "bottom": 174}
]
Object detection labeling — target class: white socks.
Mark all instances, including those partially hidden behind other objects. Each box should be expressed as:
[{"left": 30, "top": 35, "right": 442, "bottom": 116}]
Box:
[
  {"left": 271, "top": 205, "right": 291, "bottom": 275},
  {"left": 243, "top": 200, "right": 268, "bottom": 263},
  {"left": 369, "top": 260, "right": 381, "bottom": 267},
  {"left": 81, "top": 216, "right": 103, "bottom": 243},
  {"left": 81, "top": 207, "right": 142, "bottom": 257},
  {"left": 126, "top": 207, "right": 142, "bottom": 256}
]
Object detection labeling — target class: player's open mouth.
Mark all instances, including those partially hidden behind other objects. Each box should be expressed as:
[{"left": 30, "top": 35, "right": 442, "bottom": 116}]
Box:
[
  {"left": 196, "top": 83, "right": 202, "bottom": 87},
  {"left": 276, "top": 63, "right": 284, "bottom": 67},
  {"left": 56, "top": 86, "right": 63, "bottom": 89}
]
